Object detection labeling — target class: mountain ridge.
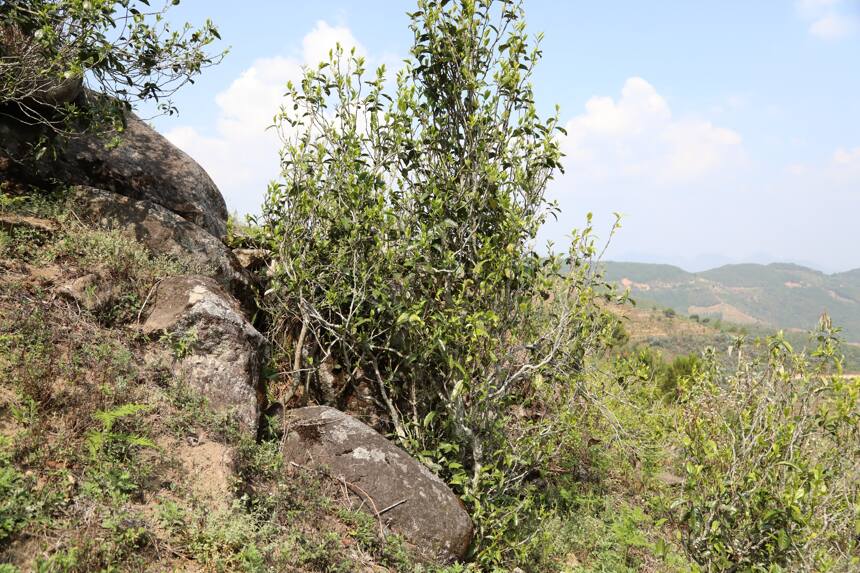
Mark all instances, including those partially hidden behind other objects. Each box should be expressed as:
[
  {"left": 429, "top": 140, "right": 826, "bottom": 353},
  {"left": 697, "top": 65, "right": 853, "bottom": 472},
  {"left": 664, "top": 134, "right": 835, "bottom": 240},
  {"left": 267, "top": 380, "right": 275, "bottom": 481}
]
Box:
[{"left": 602, "top": 261, "right": 860, "bottom": 342}]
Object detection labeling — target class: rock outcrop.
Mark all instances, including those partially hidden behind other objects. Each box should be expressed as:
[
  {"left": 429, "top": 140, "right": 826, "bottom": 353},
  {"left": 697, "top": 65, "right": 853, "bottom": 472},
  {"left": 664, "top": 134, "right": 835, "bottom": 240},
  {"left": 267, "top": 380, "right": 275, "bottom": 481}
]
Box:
[
  {"left": 281, "top": 406, "right": 473, "bottom": 563},
  {"left": 142, "top": 276, "right": 265, "bottom": 431},
  {"left": 0, "top": 110, "right": 227, "bottom": 239},
  {"left": 69, "top": 186, "right": 254, "bottom": 313}
]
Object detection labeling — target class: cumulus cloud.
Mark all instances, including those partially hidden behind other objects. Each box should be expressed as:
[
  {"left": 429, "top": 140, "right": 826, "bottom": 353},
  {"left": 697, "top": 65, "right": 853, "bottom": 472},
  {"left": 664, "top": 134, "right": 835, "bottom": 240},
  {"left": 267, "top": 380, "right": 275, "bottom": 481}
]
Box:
[
  {"left": 559, "top": 77, "right": 743, "bottom": 186},
  {"left": 797, "top": 0, "right": 858, "bottom": 39},
  {"left": 165, "top": 21, "right": 365, "bottom": 217}
]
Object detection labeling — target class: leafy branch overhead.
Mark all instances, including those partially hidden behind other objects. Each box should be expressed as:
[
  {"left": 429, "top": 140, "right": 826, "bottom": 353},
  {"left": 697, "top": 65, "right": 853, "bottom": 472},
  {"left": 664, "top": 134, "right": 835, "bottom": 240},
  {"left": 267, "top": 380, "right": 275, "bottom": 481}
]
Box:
[{"left": 0, "top": 0, "right": 225, "bottom": 138}]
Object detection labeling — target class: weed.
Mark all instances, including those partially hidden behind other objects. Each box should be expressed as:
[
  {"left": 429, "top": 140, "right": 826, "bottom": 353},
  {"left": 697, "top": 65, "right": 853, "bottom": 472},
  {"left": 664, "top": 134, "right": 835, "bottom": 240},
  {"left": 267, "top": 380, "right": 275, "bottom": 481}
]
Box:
[{"left": 161, "top": 327, "right": 199, "bottom": 360}]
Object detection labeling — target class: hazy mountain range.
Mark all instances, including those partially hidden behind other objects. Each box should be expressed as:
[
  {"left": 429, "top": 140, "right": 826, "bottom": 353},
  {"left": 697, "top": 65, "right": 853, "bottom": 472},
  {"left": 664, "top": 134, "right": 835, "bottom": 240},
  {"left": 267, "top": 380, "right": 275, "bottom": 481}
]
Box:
[{"left": 602, "top": 262, "right": 860, "bottom": 344}]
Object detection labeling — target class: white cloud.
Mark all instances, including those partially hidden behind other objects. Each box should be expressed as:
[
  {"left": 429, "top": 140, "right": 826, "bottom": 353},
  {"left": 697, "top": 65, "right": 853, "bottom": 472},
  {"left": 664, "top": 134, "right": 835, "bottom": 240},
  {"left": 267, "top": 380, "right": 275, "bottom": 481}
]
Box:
[
  {"left": 164, "top": 21, "right": 365, "bottom": 217},
  {"left": 796, "top": 0, "right": 858, "bottom": 39},
  {"left": 810, "top": 12, "right": 854, "bottom": 38},
  {"left": 830, "top": 146, "right": 860, "bottom": 183},
  {"left": 559, "top": 77, "right": 742, "bottom": 186},
  {"left": 303, "top": 21, "right": 364, "bottom": 68}
]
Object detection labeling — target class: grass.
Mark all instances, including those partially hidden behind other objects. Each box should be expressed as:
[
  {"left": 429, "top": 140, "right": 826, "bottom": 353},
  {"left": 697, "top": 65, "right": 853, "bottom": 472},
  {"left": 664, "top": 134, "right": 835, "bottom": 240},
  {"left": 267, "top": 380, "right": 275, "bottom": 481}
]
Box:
[
  {"left": 5, "top": 187, "right": 853, "bottom": 571},
  {"left": 0, "top": 187, "right": 448, "bottom": 571}
]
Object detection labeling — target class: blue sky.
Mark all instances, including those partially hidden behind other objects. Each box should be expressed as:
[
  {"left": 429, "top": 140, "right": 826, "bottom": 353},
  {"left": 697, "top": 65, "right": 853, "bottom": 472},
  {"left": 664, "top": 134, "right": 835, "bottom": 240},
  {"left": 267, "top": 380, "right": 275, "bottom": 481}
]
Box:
[{"left": 148, "top": 1, "right": 860, "bottom": 272}]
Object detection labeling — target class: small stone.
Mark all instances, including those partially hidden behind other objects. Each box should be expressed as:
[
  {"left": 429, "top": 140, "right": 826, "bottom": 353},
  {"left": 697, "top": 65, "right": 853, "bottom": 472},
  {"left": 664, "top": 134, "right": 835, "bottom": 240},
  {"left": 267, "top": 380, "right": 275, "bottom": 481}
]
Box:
[
  {"left": 0, "top": 213, "right": 58, "bottom": 234},
  {"left": 56, "top": 273, "right": 116, "bottom": 312},
  {"left": 232, "top": 248, "right": 270, "bottom": 273}
]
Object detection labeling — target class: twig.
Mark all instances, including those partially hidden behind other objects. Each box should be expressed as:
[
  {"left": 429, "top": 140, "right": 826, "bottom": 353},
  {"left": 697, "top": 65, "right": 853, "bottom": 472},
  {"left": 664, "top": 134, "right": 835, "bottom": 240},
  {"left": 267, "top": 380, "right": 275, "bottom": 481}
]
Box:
[
  {"left": 378, "top": 498, "right": 408, "bottom": 515},
  {"left": 67, "top": 207, "right": 85, "bottom": 227},
  {"left": 289, "top": 460, "right": 387, "bottom": 538},
  {"left": 280, "top": 319, "right": 308, "bottom": 407},
  {"left": 339, "top": 477, "right": 387, "bottom": 539},
  {"left": 136, "top": 277, "right": 163, "bottom": 324}
]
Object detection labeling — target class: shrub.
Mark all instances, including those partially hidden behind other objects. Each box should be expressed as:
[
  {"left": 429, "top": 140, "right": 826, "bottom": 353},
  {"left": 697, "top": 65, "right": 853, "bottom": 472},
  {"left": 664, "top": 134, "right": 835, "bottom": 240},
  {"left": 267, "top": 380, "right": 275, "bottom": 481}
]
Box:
[
  {"left": 259, "top": 0, "right": 618, "bottom": 565},
  {"left": 658, "top": 353, "right": 705, "bottom": 399},
  {"left": 0, "top": 0, "right": 224, "bottom": 144},
  {"left": 678, "top": 323, "right": 860, "bottom": 571}
]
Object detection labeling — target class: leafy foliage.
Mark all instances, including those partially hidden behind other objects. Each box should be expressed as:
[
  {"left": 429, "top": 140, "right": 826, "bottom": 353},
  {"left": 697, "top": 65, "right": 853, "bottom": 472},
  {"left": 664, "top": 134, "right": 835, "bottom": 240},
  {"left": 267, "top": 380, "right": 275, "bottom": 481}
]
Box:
[
  {"left": 0, "top": 0, "right": 224, "bottom": 146},
  {"left": 678, "top": 320, "right": 860, "bottom": 571},
  {"left": 85, "top": 403, "right": 154, "bottom": 458},
  {"left": 260, "top": 0, "right": 621, "bottom": 565}
]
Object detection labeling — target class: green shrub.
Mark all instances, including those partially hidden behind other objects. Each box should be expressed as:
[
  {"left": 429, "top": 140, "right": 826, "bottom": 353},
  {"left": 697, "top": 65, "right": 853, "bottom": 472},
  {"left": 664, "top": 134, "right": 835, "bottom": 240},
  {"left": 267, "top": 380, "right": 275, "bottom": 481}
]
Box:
[
  {"left": 0, "top": 0, "right": 223, "bottom": 150},
  {"left": 259, "top": 0, "right": 618, "bottom": 566},
  {"left": 678, "top": 324, "right": 860, "bottom": 571},
  {"left": 658, "top": 353, "right": 705, "bottom": 399}
]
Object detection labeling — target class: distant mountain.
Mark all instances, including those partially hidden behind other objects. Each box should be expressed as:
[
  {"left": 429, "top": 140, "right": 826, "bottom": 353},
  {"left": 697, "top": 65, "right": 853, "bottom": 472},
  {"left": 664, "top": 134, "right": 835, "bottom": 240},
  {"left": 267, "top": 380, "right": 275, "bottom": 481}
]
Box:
[{"left": 602, "top": 261, "right": 860, "bottom": 343}]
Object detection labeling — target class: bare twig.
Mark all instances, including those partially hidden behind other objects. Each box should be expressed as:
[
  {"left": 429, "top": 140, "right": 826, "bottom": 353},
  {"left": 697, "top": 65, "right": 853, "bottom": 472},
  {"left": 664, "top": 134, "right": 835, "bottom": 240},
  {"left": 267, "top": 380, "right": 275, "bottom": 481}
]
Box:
[
  {"left": 288, "top": 461, "right": 387, "bottom": 538},
  {"left": 136, "top": 278, "right": 163, "bottom": 324}
]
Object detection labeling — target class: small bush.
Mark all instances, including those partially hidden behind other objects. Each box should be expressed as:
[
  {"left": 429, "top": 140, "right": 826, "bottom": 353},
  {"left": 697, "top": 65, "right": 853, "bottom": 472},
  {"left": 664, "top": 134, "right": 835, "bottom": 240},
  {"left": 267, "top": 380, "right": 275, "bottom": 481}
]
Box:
[{"left": 678, "top": 325, "right": 860, "bottom": 571}]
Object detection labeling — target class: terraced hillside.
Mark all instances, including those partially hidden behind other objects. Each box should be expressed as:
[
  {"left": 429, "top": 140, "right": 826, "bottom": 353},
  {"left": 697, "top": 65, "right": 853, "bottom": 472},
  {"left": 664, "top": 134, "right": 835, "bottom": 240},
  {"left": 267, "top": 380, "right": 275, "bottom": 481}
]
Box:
[{"left": 603, "top": 261, "right": 860, "bottom": 343}]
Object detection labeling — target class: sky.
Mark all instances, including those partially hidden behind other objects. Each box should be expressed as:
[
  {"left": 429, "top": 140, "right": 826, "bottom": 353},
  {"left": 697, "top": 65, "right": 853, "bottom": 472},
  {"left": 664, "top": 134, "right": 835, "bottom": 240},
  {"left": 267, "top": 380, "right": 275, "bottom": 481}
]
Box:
[{"left": 146, "top": 1, "right": 860, "bottom": 273}]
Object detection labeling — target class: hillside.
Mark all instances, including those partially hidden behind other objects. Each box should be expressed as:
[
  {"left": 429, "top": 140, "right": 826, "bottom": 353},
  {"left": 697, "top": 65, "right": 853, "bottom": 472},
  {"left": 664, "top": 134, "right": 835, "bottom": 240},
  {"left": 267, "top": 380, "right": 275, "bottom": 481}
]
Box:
[
  {"left": 603, "top": 261, "right": 860, "bottom": 343},
  {"left": 3, "top": 2, "right": 859, "bottom": 570},
  {"left": 1, "top": 102, "right": 474, "bottom": 570},
  {"left": 606, "top": 301, "right": 860, "bottom": 373}
]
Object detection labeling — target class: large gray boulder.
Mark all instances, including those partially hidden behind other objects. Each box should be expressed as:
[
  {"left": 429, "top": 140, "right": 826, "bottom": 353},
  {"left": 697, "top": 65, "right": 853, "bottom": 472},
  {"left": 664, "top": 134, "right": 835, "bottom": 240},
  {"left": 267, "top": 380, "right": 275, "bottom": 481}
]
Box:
[
  {"left": 64, "top": 112, "right": 228, "bottom": 239},
  {"left": 282, "top": 406, "right": 473, "bottom": 563},
  {"left": 0, "top": 110, "right": 227, "bottom": 239},
  {"left": 70, "top": 186, "right": 254, "bottom": 314},
  {"left": 142, "top": 276, "right": 265, "bottom": 431}
]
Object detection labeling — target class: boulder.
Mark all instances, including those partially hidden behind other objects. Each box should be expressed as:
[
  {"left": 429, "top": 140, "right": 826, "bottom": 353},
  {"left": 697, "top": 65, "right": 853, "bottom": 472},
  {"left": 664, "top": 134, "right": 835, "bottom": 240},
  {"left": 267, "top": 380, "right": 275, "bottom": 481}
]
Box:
[
  {"left": 281, "top": 406, "right": 473, "bottom": 563},
  {"left": 34, "top": 76, "right": 84, "bottom": 107},
  {"left": 0, "top": 109, "right": 227, "bottom": 239},
  {"left": 142, "top": 276, "right": 265, "bottom": 431},
  {"left": 69, "top": 186, "right": 254, "bottom": 313}
]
